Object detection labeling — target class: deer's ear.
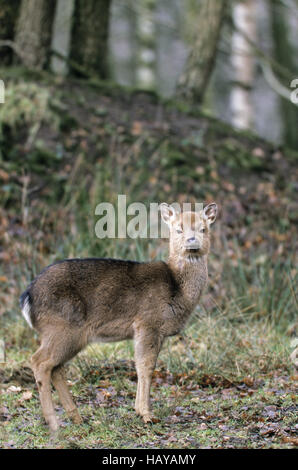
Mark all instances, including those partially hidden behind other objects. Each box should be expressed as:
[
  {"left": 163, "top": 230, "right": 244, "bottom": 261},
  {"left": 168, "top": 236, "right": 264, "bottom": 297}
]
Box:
[
  {"left": 160, "top": 203, "right": 177, "bottom": 226},
  {"left": 203, "top": 203, "right": 218, "bottom": 225}
]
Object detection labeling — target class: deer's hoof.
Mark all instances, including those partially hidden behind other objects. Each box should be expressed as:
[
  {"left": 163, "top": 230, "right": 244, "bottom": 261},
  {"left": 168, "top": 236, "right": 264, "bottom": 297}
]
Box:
[
  {"left": 142, "top": 413, "right": 159, "bottom": 424},
  {"left": 47, "top": 416, "right": 59, "bottom": 433},
  {"left": 69, "top": 409, "right": 83, "bottom": 424}
]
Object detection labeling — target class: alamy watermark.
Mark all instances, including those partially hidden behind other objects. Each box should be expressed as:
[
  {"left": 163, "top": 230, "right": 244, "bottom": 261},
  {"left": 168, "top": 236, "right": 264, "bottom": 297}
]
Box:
[{"left": 95, "top": 195, "right": 204, "bottom": 239}]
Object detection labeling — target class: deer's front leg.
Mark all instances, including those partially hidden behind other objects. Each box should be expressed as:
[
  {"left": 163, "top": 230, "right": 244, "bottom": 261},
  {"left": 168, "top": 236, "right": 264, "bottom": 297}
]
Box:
[{"left": 134, "top": 328, "right": 162, "bottom": 423}]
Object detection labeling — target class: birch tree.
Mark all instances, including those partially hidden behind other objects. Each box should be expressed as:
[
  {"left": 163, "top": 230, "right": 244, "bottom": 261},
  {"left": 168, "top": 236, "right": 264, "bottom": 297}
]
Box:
[
  {"left": 51, "top": 0, "right": 75, "bottom": 75},
  {"left": 136, "top": 0, "right": 156, "bottom": 90},
  {"left": 109, "top": 0, "right": 138, "bottom": 87},
  {"left": 176, "top": 0, "right": 227, "bottom": 103},
  {"left": 230, "top": 0, "right": 257, "bottom": 129},
  {"left": 270, "top": 0, "right": 298, "bottom": 149}
]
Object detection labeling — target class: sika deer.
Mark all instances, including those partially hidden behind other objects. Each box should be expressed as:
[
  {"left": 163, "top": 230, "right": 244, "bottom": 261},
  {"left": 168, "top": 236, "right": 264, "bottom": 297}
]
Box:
[{"left": 20, "top": 202, "right": 217, "bottom": 431}]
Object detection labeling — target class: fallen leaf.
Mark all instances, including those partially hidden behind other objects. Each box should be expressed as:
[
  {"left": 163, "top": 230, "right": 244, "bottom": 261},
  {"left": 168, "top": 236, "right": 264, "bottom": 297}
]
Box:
[
  {"left": 7, "top": 386, "right": 22, "bottom": 393},
  {"left": 281, "top": 436, "right": 298, "bottom": 446},
  {"left": 0, "top": 169, "right": 9, "bottom": 181},
  {"left": 20, "top": 390, "right": 33, "bottom": 402},
  {"left": 131, "top": 121, "right": 143, "bottom": 136},
  {"left": 198, "top": 423, "right": 208, "bottom": 430}
]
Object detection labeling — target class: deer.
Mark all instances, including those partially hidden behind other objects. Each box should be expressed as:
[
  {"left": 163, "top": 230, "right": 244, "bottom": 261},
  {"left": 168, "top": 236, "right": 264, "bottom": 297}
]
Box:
[{"left": 20, "top": 202, "right": 217, "bottom": 432}]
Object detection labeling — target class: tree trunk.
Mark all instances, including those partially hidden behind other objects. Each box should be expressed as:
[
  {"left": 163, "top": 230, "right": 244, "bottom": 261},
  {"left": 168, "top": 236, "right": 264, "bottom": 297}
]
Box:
[
  {"left": 270, "top": 0, "right": 298, "bottom": 150},
  {"left": 136, "top": 0, "right": 156, "bottom": 90},
  {"left": 70, "top": 0, "right": 111, "bottom": 79},
  {"left": 15, "top": 0, "right": 56, "bottom": 70},
  {"left": 176, "top": 0, "right": 227, "bottom": 103},
  {"left": 109, "top": 0, "right": 137, "bottom": 87},
  {"left": 0, "top": 0, "right": 21, "bottom": 65},
  {"left": 156, "top": 0, "right": 184, "bottom": 97},
  {"left": 230, "top": 0, "right": 257, "bottom": 129},
  {"left": 51, "top": 0, "right": 75, "bottom": 75}
]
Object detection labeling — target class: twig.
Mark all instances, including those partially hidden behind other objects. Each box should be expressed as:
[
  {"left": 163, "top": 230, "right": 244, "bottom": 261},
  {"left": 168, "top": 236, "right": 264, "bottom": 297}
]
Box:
[
  {"left": 50, "top": 49, "right": 90, "bottom": 78},
  {"left": 50, "top": 49, "right": 123, "bottom": 92},
  {"left": 230, "top": 20, "right": 295, "bottom": 83},
  {"left": 21, "top": 174, "right": 30, "bottom": 227},
  {"left": 229, "top": 20, "right": 298, "bottom": 104},
  {"left": 287, "top": 272, "right": 298, "bottom": 308},
  {"left": 260, "top": 60, "right": 297, "bottom": 104},
  {"left": 0, "top": 40, "right": 26, "bottom": 62},
  {"left": 24, "top": 429, "right": 37, "bottom": 437}
]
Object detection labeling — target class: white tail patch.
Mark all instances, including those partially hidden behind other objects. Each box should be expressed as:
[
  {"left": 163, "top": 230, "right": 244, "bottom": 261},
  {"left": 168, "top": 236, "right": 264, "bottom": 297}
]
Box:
[{"left": 22, "top": 296, "right": 33, "bottom": 329}]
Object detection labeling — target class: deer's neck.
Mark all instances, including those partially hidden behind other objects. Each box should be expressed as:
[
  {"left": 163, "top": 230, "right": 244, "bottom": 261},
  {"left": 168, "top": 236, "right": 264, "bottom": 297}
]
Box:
[{"left": 168, "top": 254, "right": 208, "bottom": 310}]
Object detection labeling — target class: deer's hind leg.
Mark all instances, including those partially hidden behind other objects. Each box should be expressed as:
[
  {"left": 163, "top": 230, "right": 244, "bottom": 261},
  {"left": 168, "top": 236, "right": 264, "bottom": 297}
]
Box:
[
  {"left": 31, "top": 346, "right": 60, "bottom": 432},
  {"left": 31, "top": 326, "right": 84, "bottom": 432},
  {"left": 51, "top": 365, "right": 82, "bottom": 424}
]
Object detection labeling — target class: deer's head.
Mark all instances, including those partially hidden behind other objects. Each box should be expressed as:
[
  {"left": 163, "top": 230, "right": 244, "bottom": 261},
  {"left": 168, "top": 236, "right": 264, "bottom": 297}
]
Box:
[{"left": 160, "top": 203, "right": 217, "bottom": 261}]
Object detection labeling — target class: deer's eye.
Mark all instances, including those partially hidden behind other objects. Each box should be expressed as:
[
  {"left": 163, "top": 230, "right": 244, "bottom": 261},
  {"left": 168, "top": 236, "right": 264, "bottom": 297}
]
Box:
[
  {"left": 200, "top": 228, "right": 206, "bottom": 233},
  {"left": 176, "top": 228, "right": 183, "bottom": 234}
]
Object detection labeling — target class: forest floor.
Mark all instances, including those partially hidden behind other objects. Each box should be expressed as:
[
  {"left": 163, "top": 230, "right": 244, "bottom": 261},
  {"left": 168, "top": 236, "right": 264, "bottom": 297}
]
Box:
[
  {"left": 0, "top": 69, "right": 297, "bottom": 449},
  {"left": 0, "top": 352, "right": 297, "bottom": 449}
]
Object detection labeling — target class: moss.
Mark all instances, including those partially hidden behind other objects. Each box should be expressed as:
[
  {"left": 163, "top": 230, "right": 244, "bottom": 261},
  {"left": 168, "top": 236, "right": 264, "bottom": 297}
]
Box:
[{"left": 216, "top": 139, "right": 266, "bottom": 170}]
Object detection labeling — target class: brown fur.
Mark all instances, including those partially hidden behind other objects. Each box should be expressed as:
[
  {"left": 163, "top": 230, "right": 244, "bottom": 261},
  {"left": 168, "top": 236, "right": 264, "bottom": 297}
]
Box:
[{"left": 20, "top": 203, "right": 217, "bottom": 431}]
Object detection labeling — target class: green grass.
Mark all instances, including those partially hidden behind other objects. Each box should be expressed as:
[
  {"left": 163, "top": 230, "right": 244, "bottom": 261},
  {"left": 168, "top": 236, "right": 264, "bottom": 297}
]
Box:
[
  {"left": 0, "top": 74, "right": 297, "bottom": 448},
  {"left": 0, "top": 250, "right": 297, "bottom": 449},
  {"left": 0, "top": 202, "right": 296, "bottom": 449},
  {"left": 1, "top": 350, "right": 297, "bottom": 449}
]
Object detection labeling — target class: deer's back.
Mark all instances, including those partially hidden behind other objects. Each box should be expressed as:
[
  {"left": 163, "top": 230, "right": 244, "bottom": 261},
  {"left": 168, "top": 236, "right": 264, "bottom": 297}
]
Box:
[{"left": 24, "top": 258, "right": 180, "bottom": 337}]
